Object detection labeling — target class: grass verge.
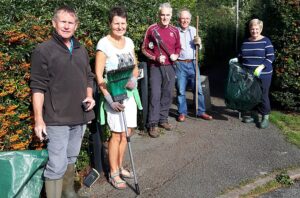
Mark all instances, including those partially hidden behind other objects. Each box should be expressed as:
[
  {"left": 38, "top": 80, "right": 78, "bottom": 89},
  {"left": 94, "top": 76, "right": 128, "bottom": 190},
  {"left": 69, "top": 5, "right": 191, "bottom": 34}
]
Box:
[
  {"left": 240, "top": 180, "right": 282, "bottom": 198},
  {"left": 270, "top": 111, "right": 300, "bottom": 148}
]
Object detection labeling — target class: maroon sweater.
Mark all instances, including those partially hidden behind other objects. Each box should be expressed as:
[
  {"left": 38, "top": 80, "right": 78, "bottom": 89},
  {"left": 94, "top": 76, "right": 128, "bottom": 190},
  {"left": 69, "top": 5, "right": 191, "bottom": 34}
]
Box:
[{"left": 142, "top": 23, "right": 181, "bottom": 66}]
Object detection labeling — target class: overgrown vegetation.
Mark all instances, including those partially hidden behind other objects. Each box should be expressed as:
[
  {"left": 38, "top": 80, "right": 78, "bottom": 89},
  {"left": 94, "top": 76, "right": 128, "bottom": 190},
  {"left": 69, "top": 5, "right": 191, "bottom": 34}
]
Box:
[
  {"left": 265, "top": 0, "right": 300, "bottom": 111},
  {"left": 275, "top": 171, "right": 294, "bottom": 185}
]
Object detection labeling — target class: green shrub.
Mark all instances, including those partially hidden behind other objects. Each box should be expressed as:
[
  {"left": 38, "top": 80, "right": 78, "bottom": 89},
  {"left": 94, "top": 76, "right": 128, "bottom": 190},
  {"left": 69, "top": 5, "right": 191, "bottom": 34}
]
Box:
[
  {"left": 0, "top": 0, "right": 197, "bottom": 151},
  {"left": 266, "top": 0, "right": 300, "bottom": 111}
]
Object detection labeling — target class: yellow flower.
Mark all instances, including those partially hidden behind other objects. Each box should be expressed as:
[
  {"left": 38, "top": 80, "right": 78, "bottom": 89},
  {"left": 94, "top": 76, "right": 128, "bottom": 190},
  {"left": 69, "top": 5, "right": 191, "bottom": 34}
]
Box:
[
  {"left": 10, "top": 134, "right": 19, "bottom": 142},
  {"left": 5, "top": 111, "right": 16, "bottom": 116},
  {"left": 2, "top": 120, "right": 10, "bottom": 129},
  {"left": 16, "top": 129, "right": 23, "bottom": 134},
  {"left": 0, "top": 130, "right": 6, "bottom": 138},
  {"left": 85, "top": 39, "right": 93, "bottom": 48},
  {"left": 32, "top": 25, "right": 42, "bottom": 31},
  {"left": 18, "top": 113, "right": 29, "bottom": 119},
  {"left": 0, "top": 105, "right": 5, "bottom": 111},
  {"left": 11, "top": 142, "right": 26, "bottom": 150},
  {"left": 6, "top": 105, "right": 18, "bottom": 112},
  {"left": 20, "top": 63, "right": 30, "bottom": 70},
  {"left": 0, "top": 92, "right": 8, "bottom": 97}
]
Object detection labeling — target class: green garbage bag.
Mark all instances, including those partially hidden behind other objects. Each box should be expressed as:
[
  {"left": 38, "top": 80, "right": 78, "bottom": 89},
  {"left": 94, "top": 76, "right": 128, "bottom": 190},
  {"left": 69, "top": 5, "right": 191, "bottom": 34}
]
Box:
[
  {"left": 225, "top": 59, "right": 263, "bottom": 111},
  {"left": 0, "top": 150, "right": 48, "bottom": 198}
]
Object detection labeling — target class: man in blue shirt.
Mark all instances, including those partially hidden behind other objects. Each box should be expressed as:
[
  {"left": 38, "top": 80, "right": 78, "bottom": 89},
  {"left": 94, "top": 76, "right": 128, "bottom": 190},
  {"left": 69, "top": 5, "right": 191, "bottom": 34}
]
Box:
[{"left": 176, "top": 8, "right": 212, "bottom": 122}]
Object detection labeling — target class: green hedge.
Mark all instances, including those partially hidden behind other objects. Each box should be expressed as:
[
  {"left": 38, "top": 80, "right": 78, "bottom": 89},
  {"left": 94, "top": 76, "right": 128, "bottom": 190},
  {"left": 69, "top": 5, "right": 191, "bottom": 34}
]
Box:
[
  {"left": 0, "top": 0, "right": 197, "bottom": 151},
  {"left": 266, "top": 0, "right": 300, "bottom": 111}
]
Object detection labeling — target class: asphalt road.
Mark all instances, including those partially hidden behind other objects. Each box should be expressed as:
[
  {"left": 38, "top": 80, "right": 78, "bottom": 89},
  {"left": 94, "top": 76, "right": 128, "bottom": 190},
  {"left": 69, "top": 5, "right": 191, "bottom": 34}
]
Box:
[
  {"left": 79, "top": 98, "right": 300, "bottom": 197},
  {"left": 78, "top": 66, "right": 300, "bottom": 197},
  {"left": 258, "top": 181, "right": 300, "bottom": 198}
]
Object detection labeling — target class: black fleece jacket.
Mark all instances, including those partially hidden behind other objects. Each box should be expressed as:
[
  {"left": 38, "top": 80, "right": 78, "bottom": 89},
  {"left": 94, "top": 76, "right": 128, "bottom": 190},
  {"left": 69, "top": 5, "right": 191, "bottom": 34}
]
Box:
[{"left": 30, "top": 31, "right": 95, "bottom": 125}]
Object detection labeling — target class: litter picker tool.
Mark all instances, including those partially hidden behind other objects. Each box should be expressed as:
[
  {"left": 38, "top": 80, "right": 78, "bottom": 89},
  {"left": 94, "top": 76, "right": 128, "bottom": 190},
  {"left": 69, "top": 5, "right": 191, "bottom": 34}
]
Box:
[
  {"left": 153, "top": 29, "right": 170, "bottom": 81},
  {"left": 106, "top": 66, "right": 140, "bottom": 195},
  {"left": 153, "top": 29, "right": 171, "bottom": 56},
  {"left": 120, "top": 109, "right": 140, "bottom": 194}
]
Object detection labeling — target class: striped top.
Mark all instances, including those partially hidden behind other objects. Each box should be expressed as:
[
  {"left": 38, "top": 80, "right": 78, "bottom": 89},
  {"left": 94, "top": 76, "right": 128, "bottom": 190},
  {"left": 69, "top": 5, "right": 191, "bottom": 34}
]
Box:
[{"left": 239, "top": 37, "right": 275, "bottom": 78}]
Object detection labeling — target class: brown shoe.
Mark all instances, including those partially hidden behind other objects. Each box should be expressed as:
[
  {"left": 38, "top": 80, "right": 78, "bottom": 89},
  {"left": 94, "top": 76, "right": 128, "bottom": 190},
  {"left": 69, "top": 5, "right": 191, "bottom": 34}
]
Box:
[
  {"left": 158, "top": 122, "right": 172, "bottom": 131},
  {"left": 177, "top": 114, "right": 186, "bottom": 122},
  {"left": 197, "top": 113, "right": 213, "bottom": 120},
  {"left": 148, "top": 126, "right": 159, "bottom": 138}
]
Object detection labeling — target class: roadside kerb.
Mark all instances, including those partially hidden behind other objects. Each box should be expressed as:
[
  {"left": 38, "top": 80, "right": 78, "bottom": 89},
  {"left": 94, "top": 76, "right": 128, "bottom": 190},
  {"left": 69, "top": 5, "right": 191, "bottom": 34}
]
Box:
[{"left": 217, "top": 167, "right": 300, "bottom": 198}]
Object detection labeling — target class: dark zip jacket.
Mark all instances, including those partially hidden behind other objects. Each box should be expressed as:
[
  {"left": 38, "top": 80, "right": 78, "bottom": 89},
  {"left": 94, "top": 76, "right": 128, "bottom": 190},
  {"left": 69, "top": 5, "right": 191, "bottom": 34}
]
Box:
[{"left": 30, "top": 31, "right": 95, "bottom": 125}]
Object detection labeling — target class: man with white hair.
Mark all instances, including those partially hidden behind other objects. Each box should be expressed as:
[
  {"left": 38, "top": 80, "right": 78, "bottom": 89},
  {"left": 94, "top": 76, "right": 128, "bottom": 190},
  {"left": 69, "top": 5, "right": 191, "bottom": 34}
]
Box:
[
  {"left": 142, "top": 3, "right": 181, "bottom": 138},
  {"left": 176, "top": 8, "right": 212, "bottom": 122}
]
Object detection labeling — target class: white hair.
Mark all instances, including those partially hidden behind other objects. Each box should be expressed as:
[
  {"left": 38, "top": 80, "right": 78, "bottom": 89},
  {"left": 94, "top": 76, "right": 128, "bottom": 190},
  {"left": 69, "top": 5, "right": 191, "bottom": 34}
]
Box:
[
  {"left": 177, "top": 8, "right": 192, "bottom": 19},
  {"left": 249, "top": 19, "right": 263, "bottom": 30},
  {"left": 159, "top": 2, "right": 172, "bottom": 13}
]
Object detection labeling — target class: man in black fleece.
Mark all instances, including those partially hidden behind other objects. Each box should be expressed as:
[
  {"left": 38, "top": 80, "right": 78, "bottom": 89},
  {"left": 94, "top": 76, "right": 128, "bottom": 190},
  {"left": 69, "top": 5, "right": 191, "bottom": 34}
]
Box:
[{"left": 30, "top": 5, "right": 95, "bottom": 198}]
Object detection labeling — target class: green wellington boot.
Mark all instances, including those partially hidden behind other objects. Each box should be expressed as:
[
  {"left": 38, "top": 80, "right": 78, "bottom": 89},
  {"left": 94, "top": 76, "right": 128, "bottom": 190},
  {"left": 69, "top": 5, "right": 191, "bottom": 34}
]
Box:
[
  {"left": 45, "top": 179, "right": 63, "bottom": 198},
  {"left": 259, "top": 114, "right": 270, "bottom": 129},
  {"left": 62, "top": 164, "right": 81, "bottom": 198}
]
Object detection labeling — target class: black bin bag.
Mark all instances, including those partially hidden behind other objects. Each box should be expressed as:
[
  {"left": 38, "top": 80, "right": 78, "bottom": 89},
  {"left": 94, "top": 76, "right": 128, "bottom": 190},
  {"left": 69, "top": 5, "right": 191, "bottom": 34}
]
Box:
[{"left": 225, "top": 59, "right": 263, "bottom": 111}]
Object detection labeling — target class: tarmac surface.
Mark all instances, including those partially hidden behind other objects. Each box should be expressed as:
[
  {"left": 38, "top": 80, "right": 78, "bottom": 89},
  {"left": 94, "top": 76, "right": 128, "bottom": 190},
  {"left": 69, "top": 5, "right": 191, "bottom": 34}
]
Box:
[
  {"left": 78, "top": 66, "right": 300, "bottom": 198},
  {"left": 259, "top": 181, "right": 300, "bottom": 198}
]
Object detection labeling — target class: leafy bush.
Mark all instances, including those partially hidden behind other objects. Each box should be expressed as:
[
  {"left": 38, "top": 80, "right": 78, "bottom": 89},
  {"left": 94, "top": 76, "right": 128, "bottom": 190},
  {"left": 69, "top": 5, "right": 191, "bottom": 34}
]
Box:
[
  {"left": 0, "top": 0, "right": 196, "bottom": 151},
  {"left": 0, "top": 4, "right": 52, "bottom": 150},
  {"left": 265, "top": 0, "right": 300, "bottom": 111}
]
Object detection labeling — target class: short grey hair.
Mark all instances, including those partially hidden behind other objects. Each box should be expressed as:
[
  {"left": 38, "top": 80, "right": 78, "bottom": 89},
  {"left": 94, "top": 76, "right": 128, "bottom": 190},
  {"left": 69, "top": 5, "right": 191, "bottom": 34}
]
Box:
[
  {"left": 159, "top": 2, "right": 172, "bottom": 13},
  {"left": 53, "top": 5, "right": 79, "bottom": 23},
  {"left": 249, "top": 19, "right": 263, "bottom": 30},
  {"left": 177, "top": 8, "right": 192, "bottom": 19}
]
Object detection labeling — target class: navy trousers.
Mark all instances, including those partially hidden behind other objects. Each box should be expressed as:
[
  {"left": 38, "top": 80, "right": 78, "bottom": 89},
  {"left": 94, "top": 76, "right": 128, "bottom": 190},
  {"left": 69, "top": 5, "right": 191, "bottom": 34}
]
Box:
[
  {"left": 258, "top": 76, "right": 272, "bottom": 115},
  {"left": 147, "top": 65, "right": 176, "bottom": 126}
]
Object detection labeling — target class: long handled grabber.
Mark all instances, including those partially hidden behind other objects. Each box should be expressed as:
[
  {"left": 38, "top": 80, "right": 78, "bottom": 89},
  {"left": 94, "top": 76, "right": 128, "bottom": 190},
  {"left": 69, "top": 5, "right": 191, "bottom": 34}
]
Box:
[
  {"left": 195, "top": 16, "right": 200, "bottom": 116},
  {"left": 153, "top": 29, "right": 171, "bottom": 56},
  {"left": 120, "top": 108, "right": 140, "bottom": 195},
  {"left": 154, "top": 30, "right": 170, "bottom": 81},
  {"left": 106, "top": 67, "right": 140, "bottom": 195}
]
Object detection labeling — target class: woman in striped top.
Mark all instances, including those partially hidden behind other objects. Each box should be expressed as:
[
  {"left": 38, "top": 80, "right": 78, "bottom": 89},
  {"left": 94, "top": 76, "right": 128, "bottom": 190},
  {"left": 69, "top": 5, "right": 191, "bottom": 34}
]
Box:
[{"left": 238, "top": 18, "right": 275, "bottom": 129}]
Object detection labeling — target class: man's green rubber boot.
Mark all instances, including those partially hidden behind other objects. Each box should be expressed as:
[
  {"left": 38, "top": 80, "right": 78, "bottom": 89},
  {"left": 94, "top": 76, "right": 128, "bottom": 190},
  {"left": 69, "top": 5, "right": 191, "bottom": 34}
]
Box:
[
  {"left": 45, "top": 179, "right": 63, "bottom": 198},
  {"left": 62, "top": 164, "right": 81, "bottom": 198}
]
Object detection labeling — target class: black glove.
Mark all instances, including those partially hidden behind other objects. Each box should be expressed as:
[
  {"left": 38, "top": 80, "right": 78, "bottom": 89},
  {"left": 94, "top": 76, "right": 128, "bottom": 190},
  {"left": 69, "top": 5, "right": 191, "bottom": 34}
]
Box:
[{"left": 104, "top": 94, "right": 125, "bottom": 112}]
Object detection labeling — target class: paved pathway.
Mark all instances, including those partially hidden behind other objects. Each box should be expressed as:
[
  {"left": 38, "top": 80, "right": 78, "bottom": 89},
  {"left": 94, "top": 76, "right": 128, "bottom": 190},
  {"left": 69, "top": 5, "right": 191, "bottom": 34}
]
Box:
[
  {"left": 79, "top": 99, "right": 300, "bottom": 197},
  {"left": 78, "top": 67, "right": 300, "bottom": 197}
]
